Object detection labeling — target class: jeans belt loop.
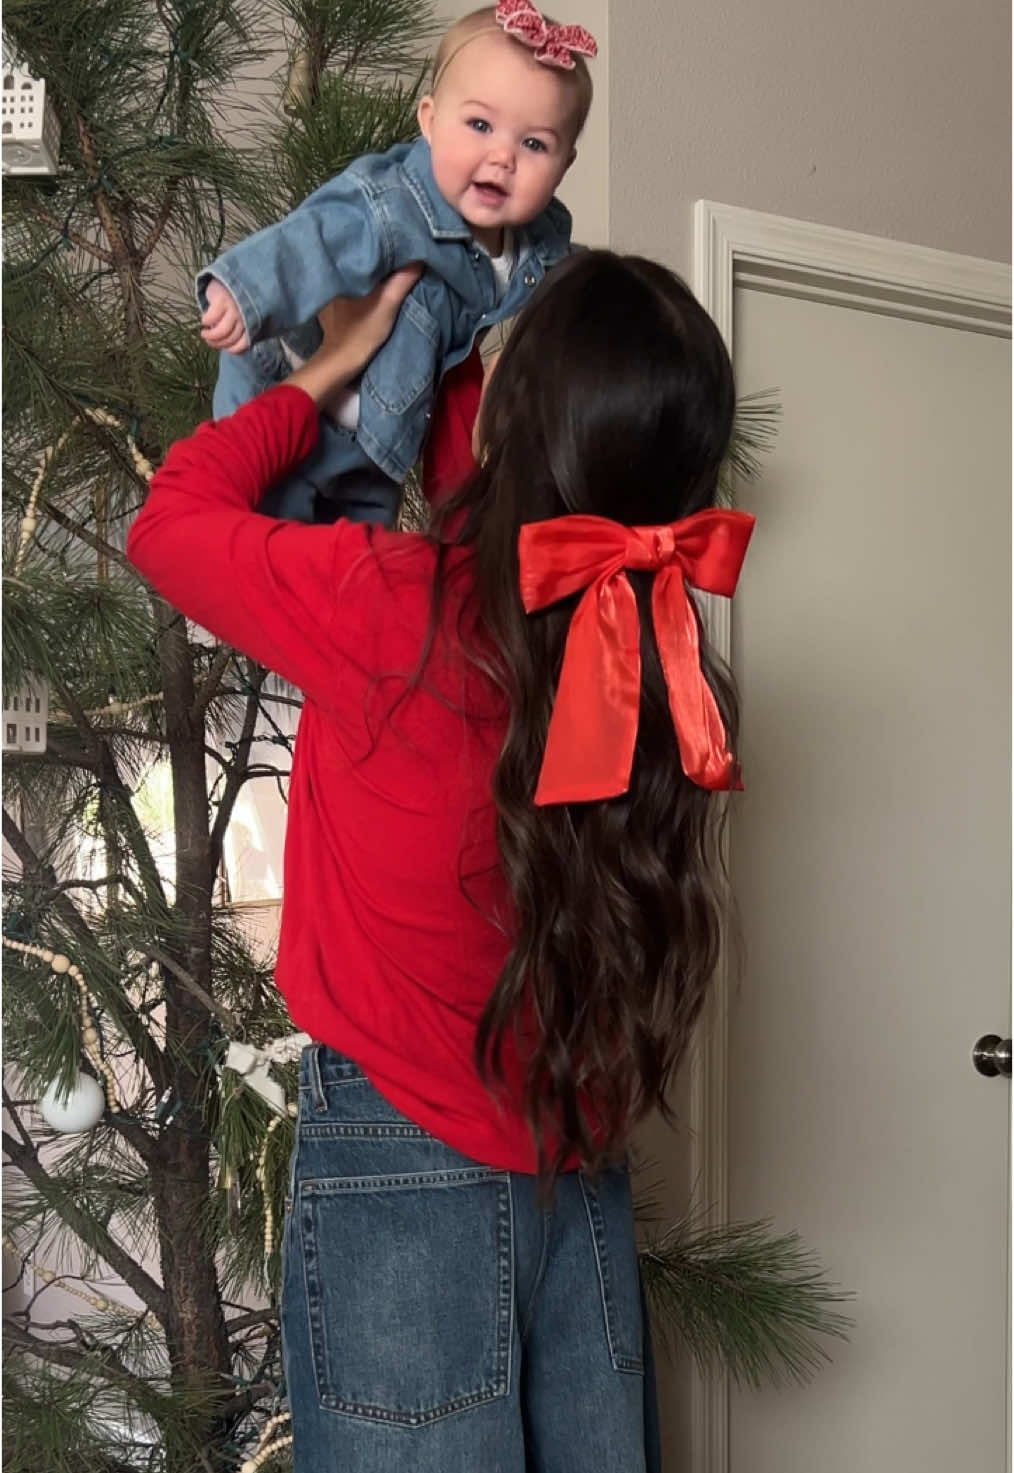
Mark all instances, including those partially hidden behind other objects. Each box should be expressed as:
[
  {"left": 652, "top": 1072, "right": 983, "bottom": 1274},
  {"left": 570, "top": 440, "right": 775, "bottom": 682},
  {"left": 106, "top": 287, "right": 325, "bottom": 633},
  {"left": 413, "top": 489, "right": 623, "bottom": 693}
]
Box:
[{"left": 308, "top": 1043, "right": 327, "bottom": 1112}]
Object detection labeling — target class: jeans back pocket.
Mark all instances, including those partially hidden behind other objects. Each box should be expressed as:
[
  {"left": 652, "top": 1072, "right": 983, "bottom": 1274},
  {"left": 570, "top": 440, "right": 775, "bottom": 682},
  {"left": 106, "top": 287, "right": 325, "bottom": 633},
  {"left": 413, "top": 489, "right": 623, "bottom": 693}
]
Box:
[
  {"left": 299, "top": 1166, "right": 513, "bottom": 1425},
  {"left": 580, "top": 1169, "right": 644, "bottom": 1375}
]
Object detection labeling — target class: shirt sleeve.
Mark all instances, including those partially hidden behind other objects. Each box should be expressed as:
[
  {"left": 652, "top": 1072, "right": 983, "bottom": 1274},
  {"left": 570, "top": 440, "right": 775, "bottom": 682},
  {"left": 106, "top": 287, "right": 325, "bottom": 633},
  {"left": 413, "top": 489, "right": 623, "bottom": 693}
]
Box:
[
  {"left": 195, "top": 171, "right": 393, "bottom": 344},
  {"left": 126, "top": 386, "right": 379, "bottom": 709}
]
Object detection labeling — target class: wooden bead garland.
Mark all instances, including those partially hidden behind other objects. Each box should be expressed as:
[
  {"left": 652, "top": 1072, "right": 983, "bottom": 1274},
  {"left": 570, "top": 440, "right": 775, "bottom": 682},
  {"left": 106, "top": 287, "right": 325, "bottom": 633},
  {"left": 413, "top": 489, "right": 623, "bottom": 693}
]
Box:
[
  {"left": 240, "top": 1411, "right": 292, "bottom": 1473},
  {"left": 2, "top": 937, "right": 119, "bottom": 1111},
  {"left": 15, "top": 407, "right": 154, "bottom": 577},
  {"left": 257, "top": 1114, "right": 285, "bottom": 1268},
  {"left": 2, "top": 1233, "right": 134, "bottom": 1317}
]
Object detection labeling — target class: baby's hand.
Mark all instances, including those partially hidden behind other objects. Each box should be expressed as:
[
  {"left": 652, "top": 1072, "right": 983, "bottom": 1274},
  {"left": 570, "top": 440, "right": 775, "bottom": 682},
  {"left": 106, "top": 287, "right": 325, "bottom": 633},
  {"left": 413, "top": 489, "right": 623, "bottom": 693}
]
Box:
[{"left": 200, "top": 279, "right": 250, "bottom": 353}]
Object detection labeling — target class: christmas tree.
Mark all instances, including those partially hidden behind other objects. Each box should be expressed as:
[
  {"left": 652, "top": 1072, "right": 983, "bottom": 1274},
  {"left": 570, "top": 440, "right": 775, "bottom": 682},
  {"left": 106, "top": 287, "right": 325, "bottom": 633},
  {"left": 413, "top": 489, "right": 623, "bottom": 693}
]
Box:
[{"left": 1, "top": 3, "right": 848, "bottom": 1469}]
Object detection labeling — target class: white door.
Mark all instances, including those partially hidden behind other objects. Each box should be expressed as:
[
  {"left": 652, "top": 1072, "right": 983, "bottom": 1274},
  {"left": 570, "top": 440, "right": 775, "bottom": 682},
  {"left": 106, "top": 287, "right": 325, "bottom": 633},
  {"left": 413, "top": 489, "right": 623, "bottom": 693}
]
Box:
[{"left": 724, "top": 274, "right": 1010, "bottom": 1470}]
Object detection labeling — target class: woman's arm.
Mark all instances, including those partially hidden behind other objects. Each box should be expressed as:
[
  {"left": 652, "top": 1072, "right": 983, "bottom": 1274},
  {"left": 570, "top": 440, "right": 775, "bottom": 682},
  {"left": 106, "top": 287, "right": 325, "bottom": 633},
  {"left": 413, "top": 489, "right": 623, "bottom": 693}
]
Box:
[
  {"left": 127, "top": 268, "right": 421, "bottom": 706},
  {"left": 286, "top": 268, "right": 422, "bottom": 409}
]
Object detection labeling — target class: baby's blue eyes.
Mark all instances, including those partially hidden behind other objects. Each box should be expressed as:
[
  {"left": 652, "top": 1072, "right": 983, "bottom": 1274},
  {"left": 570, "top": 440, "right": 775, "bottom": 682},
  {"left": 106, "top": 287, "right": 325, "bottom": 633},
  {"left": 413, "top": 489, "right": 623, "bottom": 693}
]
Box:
[{"left": 464, "top": 119, "right": 550, "bottom": 153}]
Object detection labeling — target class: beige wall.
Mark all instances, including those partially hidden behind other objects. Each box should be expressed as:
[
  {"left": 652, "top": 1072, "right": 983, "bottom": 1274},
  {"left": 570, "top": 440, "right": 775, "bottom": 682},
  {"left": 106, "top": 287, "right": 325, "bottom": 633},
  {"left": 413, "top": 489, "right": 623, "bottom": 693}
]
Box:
[
  {"left": 609, "top": 1, "right": 1009, "bottom": 1463},
  {"left": 611, "top": 0, "right": 1010, "bottom": 273}
]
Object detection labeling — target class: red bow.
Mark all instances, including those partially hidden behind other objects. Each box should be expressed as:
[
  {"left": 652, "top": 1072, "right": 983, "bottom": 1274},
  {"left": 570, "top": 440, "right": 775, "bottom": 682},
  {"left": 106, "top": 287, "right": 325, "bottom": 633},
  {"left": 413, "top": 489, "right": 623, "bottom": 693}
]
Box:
[
  {"left": 519, "top": 510, "right": 755, "bottom": 805},
  {"left": 495, "top": 0, "right": 598, "bottom": 69}
]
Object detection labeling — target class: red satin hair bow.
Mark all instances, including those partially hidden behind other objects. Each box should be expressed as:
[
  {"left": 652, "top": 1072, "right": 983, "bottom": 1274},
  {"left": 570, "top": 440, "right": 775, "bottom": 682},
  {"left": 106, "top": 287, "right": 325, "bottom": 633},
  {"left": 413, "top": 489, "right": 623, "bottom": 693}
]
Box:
[{"left": 519, "top": 510, "right": 755, "bottom": 805}]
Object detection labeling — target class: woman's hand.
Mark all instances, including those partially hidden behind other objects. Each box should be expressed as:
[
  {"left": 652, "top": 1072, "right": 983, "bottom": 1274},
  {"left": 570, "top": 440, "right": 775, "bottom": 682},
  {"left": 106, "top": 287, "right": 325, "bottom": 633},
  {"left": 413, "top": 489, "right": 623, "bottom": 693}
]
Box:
[{"left": 287, "top": 264, "right": 423, "bottom": 411}]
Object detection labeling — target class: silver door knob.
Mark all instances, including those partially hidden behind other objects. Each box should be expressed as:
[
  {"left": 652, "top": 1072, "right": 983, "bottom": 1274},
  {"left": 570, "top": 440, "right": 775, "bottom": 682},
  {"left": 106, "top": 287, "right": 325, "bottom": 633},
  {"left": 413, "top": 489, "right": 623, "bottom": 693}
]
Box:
[{"left": 972, "top": 1035, "right": 1012, "bottom": 1078}]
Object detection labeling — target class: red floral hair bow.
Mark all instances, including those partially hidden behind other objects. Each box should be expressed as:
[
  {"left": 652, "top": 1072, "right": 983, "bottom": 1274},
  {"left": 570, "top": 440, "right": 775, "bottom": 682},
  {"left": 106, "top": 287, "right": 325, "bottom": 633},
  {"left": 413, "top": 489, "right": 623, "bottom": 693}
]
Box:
[
  {"left": 519, "top": 509, "right": 755, "bottom": 805},
  {"left": 495, "top": 0, "right": 598, "bottom": 69}
]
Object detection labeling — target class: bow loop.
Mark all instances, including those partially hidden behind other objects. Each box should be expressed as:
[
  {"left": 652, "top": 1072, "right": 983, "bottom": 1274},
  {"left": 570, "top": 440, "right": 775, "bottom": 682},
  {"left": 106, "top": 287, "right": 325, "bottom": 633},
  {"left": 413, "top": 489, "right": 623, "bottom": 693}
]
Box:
[
  {"left": 520, "top": 515, "right": 628, "bottom": 611},
  {"left": 518, "top": 509, "right": 755, "bottom": 804}
]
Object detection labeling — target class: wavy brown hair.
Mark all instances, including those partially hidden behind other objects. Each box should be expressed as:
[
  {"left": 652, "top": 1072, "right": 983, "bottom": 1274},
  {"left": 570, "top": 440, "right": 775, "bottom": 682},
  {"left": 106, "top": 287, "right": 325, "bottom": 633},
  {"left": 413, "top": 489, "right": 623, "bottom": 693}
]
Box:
[{"left": 428, "top": 250, "right": 739, "bottom": 1178}]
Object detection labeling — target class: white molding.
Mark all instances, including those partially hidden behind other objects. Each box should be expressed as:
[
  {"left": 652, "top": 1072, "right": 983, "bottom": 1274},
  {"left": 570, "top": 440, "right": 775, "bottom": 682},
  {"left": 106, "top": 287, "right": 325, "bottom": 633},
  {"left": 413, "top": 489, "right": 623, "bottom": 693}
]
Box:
[
  {"left": 688, "top": 201, "right": 1011, "bottom": 1473},
  {"left": 694, "top": 201, "right": 1011, "bottom": 349}
]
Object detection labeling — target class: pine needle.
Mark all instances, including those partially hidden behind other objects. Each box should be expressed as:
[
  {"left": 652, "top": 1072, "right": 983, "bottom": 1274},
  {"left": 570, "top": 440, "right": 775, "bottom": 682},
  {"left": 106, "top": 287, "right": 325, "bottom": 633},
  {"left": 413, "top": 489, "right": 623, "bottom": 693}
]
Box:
[{"left": 640, "top": 1208, "right": 854, "bottom": 1387}]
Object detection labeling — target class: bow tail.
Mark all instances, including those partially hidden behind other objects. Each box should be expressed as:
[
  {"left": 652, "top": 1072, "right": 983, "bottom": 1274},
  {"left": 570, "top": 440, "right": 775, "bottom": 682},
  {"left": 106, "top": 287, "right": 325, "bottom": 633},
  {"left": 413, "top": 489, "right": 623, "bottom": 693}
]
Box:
[
  {"left": 652, "top": 570, "right": 742, "bottom": 791},
  {"left": 534, "top": 572, "right": 642, "bottom": 805}
]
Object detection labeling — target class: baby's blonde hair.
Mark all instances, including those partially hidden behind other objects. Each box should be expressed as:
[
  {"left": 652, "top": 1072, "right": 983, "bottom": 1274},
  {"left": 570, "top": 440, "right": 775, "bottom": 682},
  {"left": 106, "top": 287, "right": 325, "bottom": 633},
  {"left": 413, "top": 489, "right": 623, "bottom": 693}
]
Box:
[{"left": 432, "top": 6, "right": 594, "bottom": 140}]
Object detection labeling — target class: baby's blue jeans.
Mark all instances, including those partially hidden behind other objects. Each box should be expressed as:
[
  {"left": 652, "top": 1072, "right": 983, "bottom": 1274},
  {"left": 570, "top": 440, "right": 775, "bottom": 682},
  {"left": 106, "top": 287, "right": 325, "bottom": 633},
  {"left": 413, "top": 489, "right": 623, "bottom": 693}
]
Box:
[
  {"left": 282, "top": 1045, "right": 662, "bottom": 1472},
  {"left": 215, "top": 345, "right": 401, "bottom": 525}
]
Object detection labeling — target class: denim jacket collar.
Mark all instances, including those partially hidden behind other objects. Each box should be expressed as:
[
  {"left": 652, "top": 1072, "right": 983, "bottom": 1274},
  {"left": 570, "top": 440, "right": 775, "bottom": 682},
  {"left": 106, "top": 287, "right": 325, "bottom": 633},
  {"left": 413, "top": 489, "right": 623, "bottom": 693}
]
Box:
[{"left": 400, "top": 137, "right": 571, "bottom": 264}]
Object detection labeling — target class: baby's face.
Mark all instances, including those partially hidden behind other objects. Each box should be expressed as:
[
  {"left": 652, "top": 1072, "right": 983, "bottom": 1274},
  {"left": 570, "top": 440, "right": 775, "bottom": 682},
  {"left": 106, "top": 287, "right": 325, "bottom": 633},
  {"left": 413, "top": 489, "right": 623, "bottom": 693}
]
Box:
[{"left": 418, "top": 32, "right": 578, "bottom": 253}]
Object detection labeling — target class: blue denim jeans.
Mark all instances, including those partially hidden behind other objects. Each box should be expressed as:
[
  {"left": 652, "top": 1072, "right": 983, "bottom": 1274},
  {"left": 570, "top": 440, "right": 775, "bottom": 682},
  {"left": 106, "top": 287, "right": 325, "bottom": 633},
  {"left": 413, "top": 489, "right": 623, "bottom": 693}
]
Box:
[
  {"left": 215, "top": 345, "right": 402, "bottom": 525},
  {"left": 282, "top": 1046, "right": 661, "bottom": 1471}
]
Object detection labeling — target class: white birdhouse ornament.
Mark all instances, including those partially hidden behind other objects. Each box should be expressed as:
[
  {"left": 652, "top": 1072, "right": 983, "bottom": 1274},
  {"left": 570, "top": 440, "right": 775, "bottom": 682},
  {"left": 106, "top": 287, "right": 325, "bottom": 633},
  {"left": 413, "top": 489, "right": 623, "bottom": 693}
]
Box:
[
  {"left": 3, "top": 677, "right": 49, "bottom": 754},
  {"left": 2, "top": 68, "right": 60, "bottom": 176}
]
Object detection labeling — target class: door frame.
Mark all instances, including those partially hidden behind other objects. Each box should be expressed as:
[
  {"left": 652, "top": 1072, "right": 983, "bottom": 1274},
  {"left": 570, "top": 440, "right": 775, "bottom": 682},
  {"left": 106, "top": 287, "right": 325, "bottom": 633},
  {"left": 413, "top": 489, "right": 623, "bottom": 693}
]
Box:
[{"left": 688, "top": 200, "right": 1011, "bottom": 1473}]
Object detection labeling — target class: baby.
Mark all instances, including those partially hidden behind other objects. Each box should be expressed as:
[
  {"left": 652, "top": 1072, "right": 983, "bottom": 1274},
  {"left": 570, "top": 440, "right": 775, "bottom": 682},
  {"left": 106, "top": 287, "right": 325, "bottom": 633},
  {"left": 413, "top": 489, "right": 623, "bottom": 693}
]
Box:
[{"left": 197, "top": 2, "right": 596, "bottom": 524}]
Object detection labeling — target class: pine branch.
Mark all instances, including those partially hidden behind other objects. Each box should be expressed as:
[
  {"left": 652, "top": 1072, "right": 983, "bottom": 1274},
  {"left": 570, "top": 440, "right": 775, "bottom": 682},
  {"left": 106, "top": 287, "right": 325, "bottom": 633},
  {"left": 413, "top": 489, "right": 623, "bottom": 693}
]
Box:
[
  {"left": 225, "top": 1309, "right": 278, "bottom": 1339},
  {"left": 4, "top": 1319, "right": 169, "bottom": 1411},
  {"left": 2, "top": 1126, "right": 169, "bottom": 1325},
  {"left": 142, "top": 943, "right": 240, "bottom": 1034},
  {"left": 38, "top": 498, "right": 134, "bottom": 573},
  {"left": 137, "top": 178, "right": 181, "bottom": 261},
  {"left": 2, "top": 808, "right": 94, "bottom": 948},
  {"left": 211, "top": 1379, "right": 275, "bottom": 1422},
  {"left": 191, "top": 644, "right": 234, "bottom": 719},
  {"left": 49, "top": 675, "right": 169, "bottom": 912},
  {"left": 640, "top": 1212, "right": 853, "bottom": 1387},
  {"left": 0, "top": 822, "right": 168, "bottom": 1098},
  {"left": 720, "top": 389, "right": 782, "bottom": 501},
  {"left": 72, "top": 106, "right": 145, "bottom": 342},
  {"left": 36, "top": 873, "right": 138, "bottom": 902},
  {"left": 16, "top": 195, "right": 116, "bottom": 265},
  {"left": 208, "top": 662, "right": 267, "bottom": 872}
]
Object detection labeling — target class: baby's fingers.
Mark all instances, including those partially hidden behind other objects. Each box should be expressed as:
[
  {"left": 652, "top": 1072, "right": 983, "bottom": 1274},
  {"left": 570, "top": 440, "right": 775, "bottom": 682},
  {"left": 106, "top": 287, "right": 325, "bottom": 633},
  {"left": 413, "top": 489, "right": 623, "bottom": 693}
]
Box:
[
  {"left": 200, "top": 295, "right": 235, "bottom": 331},
  {"left": 201, "top": 320, "right": 250, "bottom": 353}
]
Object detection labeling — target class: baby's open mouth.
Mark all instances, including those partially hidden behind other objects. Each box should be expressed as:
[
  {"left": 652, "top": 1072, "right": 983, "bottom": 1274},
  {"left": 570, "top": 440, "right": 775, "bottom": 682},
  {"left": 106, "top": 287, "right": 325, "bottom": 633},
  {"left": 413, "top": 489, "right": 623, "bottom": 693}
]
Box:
[{"left": 472, "top": 181, "right": 507, "bottom": 201}]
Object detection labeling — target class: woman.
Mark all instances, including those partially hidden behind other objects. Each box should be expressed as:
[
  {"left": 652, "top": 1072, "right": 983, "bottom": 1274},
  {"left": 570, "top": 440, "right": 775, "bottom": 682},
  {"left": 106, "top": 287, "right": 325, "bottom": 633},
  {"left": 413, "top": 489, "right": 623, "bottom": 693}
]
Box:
[{"left": 127, "top": 250, "right": 752, "bottom": 1472}]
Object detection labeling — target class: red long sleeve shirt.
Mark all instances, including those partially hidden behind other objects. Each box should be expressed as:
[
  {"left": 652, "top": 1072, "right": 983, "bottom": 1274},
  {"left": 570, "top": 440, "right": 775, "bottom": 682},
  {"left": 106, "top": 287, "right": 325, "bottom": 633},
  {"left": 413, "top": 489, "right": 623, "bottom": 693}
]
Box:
[{"left": 127, "top": 381, "right": 547, "bottom": 1172}]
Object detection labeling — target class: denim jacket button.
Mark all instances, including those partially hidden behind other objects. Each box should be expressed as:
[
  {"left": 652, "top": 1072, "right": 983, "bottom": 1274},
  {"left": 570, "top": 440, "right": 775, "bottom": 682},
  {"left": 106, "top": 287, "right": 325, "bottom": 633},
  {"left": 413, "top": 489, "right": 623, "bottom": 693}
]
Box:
[{"left": 523, "top": 271, "right": 537, "bottom": 288}]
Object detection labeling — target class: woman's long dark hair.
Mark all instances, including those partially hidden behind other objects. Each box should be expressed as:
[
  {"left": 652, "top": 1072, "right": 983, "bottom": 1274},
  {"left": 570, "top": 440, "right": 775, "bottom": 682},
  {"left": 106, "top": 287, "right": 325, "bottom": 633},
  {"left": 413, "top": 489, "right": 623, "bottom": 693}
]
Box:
[{"left": 429, "top": 250, "right": 739, "bottom": 1178}]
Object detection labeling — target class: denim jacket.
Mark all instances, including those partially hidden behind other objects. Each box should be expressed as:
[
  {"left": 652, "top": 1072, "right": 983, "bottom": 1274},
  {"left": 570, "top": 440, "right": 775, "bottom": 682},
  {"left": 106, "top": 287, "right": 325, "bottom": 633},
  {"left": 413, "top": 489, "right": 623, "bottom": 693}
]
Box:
[{"left": 197, "top": 138, "right": 572, "bottom": 483}]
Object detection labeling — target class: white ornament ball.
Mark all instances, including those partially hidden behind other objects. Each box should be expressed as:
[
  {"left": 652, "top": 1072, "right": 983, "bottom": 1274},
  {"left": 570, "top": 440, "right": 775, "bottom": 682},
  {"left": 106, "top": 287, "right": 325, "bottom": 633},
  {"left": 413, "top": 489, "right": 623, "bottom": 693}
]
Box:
[{"left": 39, "top": 1071, "right": 106, "bottom": 1132}]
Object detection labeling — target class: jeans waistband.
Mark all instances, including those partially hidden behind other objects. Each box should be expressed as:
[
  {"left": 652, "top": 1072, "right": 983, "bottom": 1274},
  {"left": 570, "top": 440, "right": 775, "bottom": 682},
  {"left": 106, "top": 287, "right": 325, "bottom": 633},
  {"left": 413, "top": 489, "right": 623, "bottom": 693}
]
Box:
[{"left": 299, "top": 1043, "right": 364, "bottom": 1104}]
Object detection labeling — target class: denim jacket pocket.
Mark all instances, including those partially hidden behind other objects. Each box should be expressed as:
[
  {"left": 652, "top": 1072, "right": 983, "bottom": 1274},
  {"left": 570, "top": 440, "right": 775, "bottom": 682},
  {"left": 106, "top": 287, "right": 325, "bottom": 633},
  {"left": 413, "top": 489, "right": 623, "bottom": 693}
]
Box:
[
  {"left": 579, "top": 1169, "right": 645, "bottom": 1374},
  {"left": 298, "top": 1166, "right": 513, "bottom": 1424},
  {"left": 361, "top": 291, "right": 439, "bottom": 416}
]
